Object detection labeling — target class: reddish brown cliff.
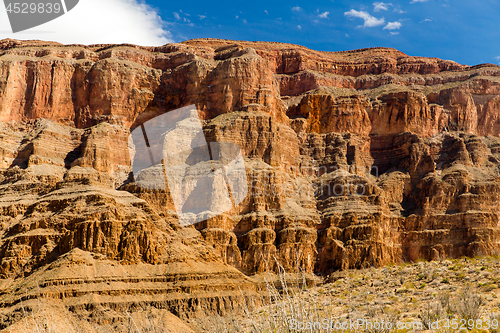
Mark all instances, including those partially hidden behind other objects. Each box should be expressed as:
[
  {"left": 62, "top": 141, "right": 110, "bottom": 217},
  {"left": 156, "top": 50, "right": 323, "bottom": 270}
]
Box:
[{"left": 1, "top": 38, "right": 500, "bottom": 331}]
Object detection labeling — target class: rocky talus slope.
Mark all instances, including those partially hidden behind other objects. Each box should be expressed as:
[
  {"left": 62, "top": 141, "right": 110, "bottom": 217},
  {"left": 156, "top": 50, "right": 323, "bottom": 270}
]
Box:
[{"left": 1, "top": 38, "right": 500, "bottom": 331}]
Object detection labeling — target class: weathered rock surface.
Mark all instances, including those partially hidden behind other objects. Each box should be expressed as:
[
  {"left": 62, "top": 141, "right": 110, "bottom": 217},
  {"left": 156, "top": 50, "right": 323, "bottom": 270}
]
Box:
[{"left": 1, "top": 38, "right": 500, "bottom": 330}]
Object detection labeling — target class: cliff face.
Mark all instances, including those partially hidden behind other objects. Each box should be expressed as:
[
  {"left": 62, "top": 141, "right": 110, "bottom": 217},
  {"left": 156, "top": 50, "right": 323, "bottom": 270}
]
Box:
[{"left": 1, "top": 38, "right": 500, "bottom": 329}]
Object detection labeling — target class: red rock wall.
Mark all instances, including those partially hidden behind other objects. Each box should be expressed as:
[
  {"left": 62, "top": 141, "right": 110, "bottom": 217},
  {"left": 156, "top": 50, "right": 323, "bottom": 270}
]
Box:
[{"left": 1, "top": 38, "right": 500, "bottom": 280}]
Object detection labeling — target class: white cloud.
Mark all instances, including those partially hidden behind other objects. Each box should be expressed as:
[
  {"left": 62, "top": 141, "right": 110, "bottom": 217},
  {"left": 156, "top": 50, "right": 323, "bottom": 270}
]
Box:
[
  {"left": 0, "top": 0, "right": 171, "bottom": 45},
  {"left": 373, "top": 2, "right": 392, "bottom": 12},
  {"left": 174, "top": 12, "right": 191, "bottom": 23},
  {"left": 318, "top": 11, "right": 330, "bottom": 19},
  {"left": 198, "top": 15, "right": 206, "bottom": 20},
  {"left": 297, "top": 25, "right": 302, "bottom": 29},
  {"left": 344, "top": 9, "right": 385, "bottom": 28},
  {"left": 394, "top": 8, "right": 406, "bottom": 13},
  {"left": 384, "top": 21, "right": 402, "bottom": 30},
  {"left": 495, "top": 56, "right": 500, "bottom": 64},
  {"left": 292, "top": 6, "right": 302, "bottom": 12},
  {"left": 410, "top": 0, "right": 429, "bottom": 3},
  {"left": 242, "top": 19, "right": 248, "bottom": 24},
  {"left": 264, "top": 10, "right": 269, "bottom": 15},
  {"left": 390, "top": 32, "right": 399, "bottom": 35}
]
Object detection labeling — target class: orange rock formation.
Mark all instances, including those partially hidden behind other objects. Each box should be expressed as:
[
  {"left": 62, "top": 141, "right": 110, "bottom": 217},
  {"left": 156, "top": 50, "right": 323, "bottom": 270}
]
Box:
[{"left": 1, "top": 38, "right": 500, "bottom": 330}]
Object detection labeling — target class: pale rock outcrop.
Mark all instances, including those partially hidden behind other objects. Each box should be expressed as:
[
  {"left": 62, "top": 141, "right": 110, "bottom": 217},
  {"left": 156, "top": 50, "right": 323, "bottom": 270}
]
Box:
[{"left": 1, "top": 38, "right": 500, "bottom": 330}]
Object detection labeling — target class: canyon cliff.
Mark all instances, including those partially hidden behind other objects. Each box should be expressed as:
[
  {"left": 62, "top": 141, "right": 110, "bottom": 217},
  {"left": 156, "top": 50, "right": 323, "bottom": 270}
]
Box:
[{"left": 1, "top": 38, "right": 500, "bottom": 331}]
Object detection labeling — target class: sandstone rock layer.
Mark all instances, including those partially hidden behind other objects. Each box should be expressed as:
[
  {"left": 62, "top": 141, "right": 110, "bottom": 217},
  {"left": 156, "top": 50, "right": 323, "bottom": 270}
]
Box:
[{"left": 1, "top": 38, "right": 500, "bottom": 330}]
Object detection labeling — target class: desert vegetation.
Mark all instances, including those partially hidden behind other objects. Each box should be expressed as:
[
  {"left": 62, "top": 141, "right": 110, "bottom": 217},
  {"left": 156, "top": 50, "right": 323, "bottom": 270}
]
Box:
[{"left": 188, "top": 256, "right": 500, "bottom": 332}]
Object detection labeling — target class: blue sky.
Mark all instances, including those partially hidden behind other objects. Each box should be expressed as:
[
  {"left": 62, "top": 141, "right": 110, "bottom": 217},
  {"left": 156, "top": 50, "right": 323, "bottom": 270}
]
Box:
[
  {"left": 151, "top": 0, "right": 500, "bottom": 66},
  {"left": 1, "top": 0, "right": 499, "bottom": 66}
]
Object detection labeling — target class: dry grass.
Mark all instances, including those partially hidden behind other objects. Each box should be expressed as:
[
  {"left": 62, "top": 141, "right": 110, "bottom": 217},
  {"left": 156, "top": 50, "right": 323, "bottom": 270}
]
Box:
[
  {"left": 6, "top": 256, "right": 500, "bottom": 332},
  {"left": 193, "top": 256, "right": 500, "bottom": 332}
]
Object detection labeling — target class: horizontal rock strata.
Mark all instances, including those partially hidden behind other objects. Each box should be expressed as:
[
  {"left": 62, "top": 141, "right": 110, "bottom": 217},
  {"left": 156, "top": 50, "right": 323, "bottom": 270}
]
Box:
[{"left": 1, "top": 38, "right": 500, "bottom": 330}]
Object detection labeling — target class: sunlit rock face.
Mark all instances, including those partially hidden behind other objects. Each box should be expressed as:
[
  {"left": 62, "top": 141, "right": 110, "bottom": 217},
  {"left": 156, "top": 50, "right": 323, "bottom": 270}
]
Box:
[{"left": 1, "top": 38, "right": 500, "bottom": 328}]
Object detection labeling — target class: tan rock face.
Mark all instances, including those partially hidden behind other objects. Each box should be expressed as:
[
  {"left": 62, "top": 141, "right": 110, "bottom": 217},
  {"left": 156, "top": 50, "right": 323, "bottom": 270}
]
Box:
[
  {"left": 370, "top": 91, "right": 444, "bottom": 137},
  {"left": 287, "top": 94, "right": 372, "bottom": 135},
  {"left": 1, "top": 38, "right": 500, "bottom": 329}
]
